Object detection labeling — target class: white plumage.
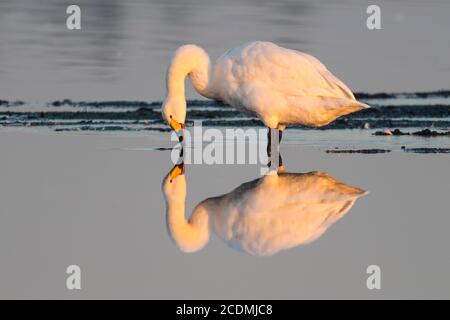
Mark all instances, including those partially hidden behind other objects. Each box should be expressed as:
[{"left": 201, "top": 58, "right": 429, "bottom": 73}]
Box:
[
  {"left": 162, "top": 167, "right": 367, "bottom": 256},
  {"left": 163, "top": 41, "right": 369, "bottom": 131}
]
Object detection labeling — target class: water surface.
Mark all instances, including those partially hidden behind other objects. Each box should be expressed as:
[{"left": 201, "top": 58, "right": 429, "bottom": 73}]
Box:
[
  {"left": 0, "top": 132, "right": 449, "bottom": 299},
  {"left": 1, "top": 0, "right": 450, "bottom": 101}
]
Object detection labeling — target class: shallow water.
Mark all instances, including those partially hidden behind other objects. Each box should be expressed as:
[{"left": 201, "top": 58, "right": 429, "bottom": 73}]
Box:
[
  {"left": 0, "top": 131, "right": 449, "bottom": 299},
  {"left": 1, "top": 0, "right": 450, "bottom": 101},
  {"left": 1, "top": 0, "right": 450, "bottom": 299}
]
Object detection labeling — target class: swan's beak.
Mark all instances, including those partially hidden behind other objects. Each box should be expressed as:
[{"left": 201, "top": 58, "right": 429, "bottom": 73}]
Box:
[
  {"left": 169, "top": 118, "right": 185, "bottom": 132},
  {"left": 168, "top": 163, "right": 185, "bottom": 182}
]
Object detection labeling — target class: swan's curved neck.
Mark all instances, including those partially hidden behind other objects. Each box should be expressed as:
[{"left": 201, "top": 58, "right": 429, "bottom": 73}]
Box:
[
  {"left": 165, "top": 189, "right": 210, "bottom": 253},
  {"left": 166, "top": 45, "right": 215, "bottom": 101}
]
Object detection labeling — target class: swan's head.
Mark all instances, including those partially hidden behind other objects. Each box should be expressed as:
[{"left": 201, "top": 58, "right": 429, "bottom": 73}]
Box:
[
  {"left": 163, "top": 44, "right": 212, "bottom": 132},
  {"left": 162, "top": 97, "right": 186, "bottom": 132},
  {"left": 162, "top": 163, "right": 210, "bottom": 253},
  {"left": 162, "top": 163, "right": 186, "bottom": 197}
]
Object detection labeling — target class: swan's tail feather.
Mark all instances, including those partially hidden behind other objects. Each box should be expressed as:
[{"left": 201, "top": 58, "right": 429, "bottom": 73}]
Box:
[
  {"left": 340, "top": 99, "right": 370, "bottom": 115},
  {"left": 353, "top": 100, "right": 371, "bottom": 110},
  {"left": 285, "top": 95, "right": 370, "bottom": 127}
]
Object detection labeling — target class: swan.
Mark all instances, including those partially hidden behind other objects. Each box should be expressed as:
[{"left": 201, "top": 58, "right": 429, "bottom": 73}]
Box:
[
  {"left": 162, "top": 41, "right": 369, "bottom": 142},
  {"left": 161, "top": 164, "right": 367, "bottom": 256}
]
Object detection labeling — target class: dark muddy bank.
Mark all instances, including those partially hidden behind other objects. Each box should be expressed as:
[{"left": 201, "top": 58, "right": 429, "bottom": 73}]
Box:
[{"left": 1, "top": 90, "right": 450, "bottom": 131}]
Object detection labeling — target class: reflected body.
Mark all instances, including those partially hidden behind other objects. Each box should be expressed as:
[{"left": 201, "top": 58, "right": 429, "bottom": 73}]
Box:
[{"left": 162, "top": 165, "right": 367, "bottom": 256}]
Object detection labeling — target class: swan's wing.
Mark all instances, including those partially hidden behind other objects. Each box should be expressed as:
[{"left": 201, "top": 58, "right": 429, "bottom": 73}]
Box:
[
  {"left": 221, "top": 42, "right": 370, "bottom": 126},
  {"left": 226, "top": 42, "right": 357, "bottom": 100}
]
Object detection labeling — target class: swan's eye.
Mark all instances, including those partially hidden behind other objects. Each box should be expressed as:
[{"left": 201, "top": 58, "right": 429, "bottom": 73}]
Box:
[{"left": 170, "top": 115, "right": 172, "bottom": 119}]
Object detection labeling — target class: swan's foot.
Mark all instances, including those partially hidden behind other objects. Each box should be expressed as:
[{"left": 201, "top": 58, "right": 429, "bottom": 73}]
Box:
[
  {"left": 278, "top": 154, "right": 285, "bottom": 173},
  {"left": 267, "top": 154, "right": 284, "bottom": 170}
]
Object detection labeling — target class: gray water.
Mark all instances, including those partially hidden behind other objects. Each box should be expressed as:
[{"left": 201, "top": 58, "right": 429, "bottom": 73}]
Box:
[
  {"left": 1, "top": 131, "right": 450, "bottom": 299},
  {"left": 1, "top": 0, "right": 450, "bottom": 300},
  {"left": 1, "top": 0, "right": 450, "bottom": 101}
]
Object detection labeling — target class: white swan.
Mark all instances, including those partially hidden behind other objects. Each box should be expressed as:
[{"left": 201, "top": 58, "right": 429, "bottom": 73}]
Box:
[
  {"left": 162, "top": 164, "right": 367, "bottom": 256},
  {"left": 162, "top": 41, "right": 369, "bottom": 139}
]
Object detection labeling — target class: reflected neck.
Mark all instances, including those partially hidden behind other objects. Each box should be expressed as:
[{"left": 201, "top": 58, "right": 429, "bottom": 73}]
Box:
[{"left": 165, "top": 197, "right": 210, "bottom": 253}]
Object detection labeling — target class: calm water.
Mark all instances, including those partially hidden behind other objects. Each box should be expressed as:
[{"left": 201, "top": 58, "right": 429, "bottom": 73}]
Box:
[
  {"left": 1, "top": 0, "right": 450, "bottom": 299},
  {"left": 1, "top": 0, "right": 450, "bottom": 101},
  {"left": 0, "top": 132, "right": 449, "bottom": 299}
]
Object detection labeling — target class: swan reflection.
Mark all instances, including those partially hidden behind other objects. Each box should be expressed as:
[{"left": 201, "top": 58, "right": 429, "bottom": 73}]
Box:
[{"left": 162, "top": 164, "right": 367, "bottom": 256}]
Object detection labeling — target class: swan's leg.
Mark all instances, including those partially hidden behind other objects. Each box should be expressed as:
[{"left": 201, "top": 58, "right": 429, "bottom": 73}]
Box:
[
  {"left": 275, "top": 129, "right": 284, "bottom": 170},
  {"left": 267, "top": 128, "right": 278, "bottom": 156},
  {"left": 178, "top": 132, "right": 184, "bottom": 161},
  {"left": 267, "top": 128, "right": 280, "bottom": 169},
  {"left": 276, "top": 129, "right": 284, "bottom": 173}
]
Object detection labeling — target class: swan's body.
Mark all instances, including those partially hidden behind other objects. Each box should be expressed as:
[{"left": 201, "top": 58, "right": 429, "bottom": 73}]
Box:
[
  {"left": 163, "top": 41, "right": 369, "bottom": 131},
  {"left": 162, "top": 166, "right": 367, "bottom": 256}
]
